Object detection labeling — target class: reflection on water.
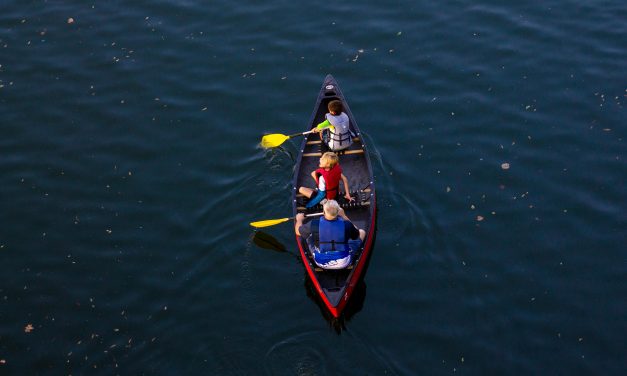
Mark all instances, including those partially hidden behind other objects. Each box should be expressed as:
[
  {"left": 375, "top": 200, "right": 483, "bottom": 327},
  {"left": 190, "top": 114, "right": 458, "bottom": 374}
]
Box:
[
  {"left": 304, "top": 277, "right": 367, "bottom": 334},
  {"left": 252, "top": 230, "right": 288, "bottom": 253},
  {"left": 305, "top": 230, "right": 377, "bottom": 333}
]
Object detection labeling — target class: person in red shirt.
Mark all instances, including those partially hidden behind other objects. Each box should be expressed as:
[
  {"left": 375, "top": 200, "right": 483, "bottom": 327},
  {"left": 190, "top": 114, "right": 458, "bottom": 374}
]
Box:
[{"left": 298, "top": 152, "right": 353, "bottom": 208}]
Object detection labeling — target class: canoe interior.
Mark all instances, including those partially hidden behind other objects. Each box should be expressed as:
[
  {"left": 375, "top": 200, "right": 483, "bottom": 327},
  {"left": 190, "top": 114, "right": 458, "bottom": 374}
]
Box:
[{"left": 293, "top": 83, "right": 375, "bottom": 308}]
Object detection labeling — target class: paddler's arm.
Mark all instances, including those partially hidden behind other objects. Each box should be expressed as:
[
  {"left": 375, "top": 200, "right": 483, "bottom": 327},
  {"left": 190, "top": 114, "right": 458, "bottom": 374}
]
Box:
[
  {"left": 338, "top": 207, "right": 350, "bottom": 222},
  {"left": 341, "top": 173, "right": 353, "bottom": 201},
  {"left": 315, "top": 119, "right": 334, "bottom": 132},
  {"left": 340, "top": 210, "right": 365, "bottom": 241}
]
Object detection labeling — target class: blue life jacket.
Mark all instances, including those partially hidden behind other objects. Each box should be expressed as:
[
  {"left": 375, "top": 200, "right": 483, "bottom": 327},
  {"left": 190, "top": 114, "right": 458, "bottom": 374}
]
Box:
[
  {"left": 305, "top": 217, "right": 353, "bottom": 268},
  {"left": 318, "top": 217, "right": 349, "bottom": 252}
]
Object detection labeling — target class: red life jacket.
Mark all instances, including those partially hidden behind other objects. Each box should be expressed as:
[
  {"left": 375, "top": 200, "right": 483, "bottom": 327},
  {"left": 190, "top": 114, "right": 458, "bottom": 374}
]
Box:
[{"left": 315, "top": 164, "right": 342, "bottom": 199}]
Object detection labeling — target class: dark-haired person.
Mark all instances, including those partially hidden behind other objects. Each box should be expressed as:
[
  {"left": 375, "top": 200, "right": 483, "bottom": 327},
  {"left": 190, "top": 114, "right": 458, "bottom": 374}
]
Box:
[
  {"left": 294, "top": 200, "right": 365, "bottom": 270},
  {"left": 314, "top": 100, "right": 353, "bottom": 151}
]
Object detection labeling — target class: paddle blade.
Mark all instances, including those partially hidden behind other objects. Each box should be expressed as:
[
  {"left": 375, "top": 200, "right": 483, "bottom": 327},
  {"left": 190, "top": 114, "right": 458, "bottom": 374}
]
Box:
[
  {"left": 261, "top": 134, "right": 289, "bottom": 148},
  {"left": 250, "top": 217, "right": 291, "bottom": 228}
]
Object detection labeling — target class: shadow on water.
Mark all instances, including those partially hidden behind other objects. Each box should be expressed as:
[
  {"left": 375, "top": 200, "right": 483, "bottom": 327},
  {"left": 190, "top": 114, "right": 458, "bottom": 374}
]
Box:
[
  {"left": 252, "top": 230, "right": 289, "bottom": 253},
  {"left": 304, "top": 277, "right": 367, "bottom": 334},
  {"left": 251, "top": 230, "right": 377, "bottom": 333}
]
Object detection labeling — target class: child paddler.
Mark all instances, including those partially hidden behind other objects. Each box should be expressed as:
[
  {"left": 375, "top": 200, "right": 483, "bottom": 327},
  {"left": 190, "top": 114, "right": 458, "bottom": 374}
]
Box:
[{"left": 314, "top": 100, "right": 353, "bottom": 151}]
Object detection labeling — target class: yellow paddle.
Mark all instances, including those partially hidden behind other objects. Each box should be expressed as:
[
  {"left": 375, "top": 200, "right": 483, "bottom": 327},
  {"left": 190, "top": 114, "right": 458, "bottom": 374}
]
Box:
[
  {"left": 250, "top": 212, "right": 323, "bottom": 228},
  {"left": 261, "top": 130, "right": 315, "bottom": 148}
]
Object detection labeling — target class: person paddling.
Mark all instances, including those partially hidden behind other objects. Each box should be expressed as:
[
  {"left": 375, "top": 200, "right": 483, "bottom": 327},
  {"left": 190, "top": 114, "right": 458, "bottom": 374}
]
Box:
[
  {"left": 314, "top": 100, "right": 353, "bottom": 151},
  {"left": 295, "top": 200, "right": 366, "bottom": 270},
  {"left": 298, "top": 152, "right": 353, "bottom": 208}
]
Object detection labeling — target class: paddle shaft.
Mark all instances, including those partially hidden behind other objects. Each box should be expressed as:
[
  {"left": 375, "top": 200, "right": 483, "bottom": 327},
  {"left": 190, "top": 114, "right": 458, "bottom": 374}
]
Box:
[
  {"left": 250, "top": 212, "right": 323, "bottom": 228},
  {"left": 287, "top": 130, "right": 315, "bottom": 138},
  {"left": 303, "top": 212, "right": 324, "bottom": 218}
]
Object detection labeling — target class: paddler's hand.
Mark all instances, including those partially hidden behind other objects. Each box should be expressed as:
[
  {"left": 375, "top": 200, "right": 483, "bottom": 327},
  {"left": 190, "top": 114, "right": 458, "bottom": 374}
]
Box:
[
  {"left": 294, "top": 213, "right": 305, "bottom": 236},
  {"left": 344, "top": 193, "right": 354, "bottom": 202}
]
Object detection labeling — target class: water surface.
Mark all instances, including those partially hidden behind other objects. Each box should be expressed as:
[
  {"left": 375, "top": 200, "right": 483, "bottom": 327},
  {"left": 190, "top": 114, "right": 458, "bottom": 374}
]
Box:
[{"left": 0, "top": 0, "right": 625, "bottom": 374}]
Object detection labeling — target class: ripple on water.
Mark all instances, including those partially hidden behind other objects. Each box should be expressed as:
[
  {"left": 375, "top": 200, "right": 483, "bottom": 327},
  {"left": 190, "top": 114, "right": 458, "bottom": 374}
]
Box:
[
  {"left": 264, "top": 329, "right": 395, "bottom": 375},
  {"left": 264, "top": 333, "right": 326, "bottom": 375}
]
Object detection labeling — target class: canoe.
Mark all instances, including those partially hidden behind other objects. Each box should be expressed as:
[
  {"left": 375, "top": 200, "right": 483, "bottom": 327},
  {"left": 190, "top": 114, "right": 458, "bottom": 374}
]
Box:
[{"left": 292, "top": 75, "right": 377, "bottom": 318}]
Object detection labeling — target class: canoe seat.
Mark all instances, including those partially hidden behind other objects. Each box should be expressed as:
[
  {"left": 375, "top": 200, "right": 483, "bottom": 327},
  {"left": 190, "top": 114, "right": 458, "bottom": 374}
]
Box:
[
  {"left": 335, "top": 148, "right": 364, "bottom": 156},
  {"left": 314, "top": 264, "right": 353, "bottom": 272},
  {"left": 303, "top": 149, "right": 364, "bottom": 157},
  {"left": 340, "top": 201, "right": 370, "bottom": 209},
  {"left": 306, "top": 137, "right": 361, "bottom": 146},
  {"left": 296, "top": 188, "right": 372, "bottom": 212}
]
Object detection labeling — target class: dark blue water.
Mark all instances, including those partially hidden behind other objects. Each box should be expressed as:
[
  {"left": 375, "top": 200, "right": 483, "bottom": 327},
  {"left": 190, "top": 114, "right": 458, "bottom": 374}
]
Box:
[{"left": 1, "top": 1, "right": 625, "bottom": 374}]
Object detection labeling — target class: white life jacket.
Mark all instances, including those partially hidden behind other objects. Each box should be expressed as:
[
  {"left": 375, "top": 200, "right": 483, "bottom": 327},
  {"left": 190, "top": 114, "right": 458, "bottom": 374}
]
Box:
[{"left": 324, "top": 112, "right": 353, "bottom": 151}]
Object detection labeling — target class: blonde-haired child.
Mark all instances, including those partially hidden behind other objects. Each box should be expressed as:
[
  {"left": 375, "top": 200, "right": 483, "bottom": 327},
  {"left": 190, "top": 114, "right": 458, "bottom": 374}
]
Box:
[{"left": 299, "top": 152, "right": 353, "bottom": 208}]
